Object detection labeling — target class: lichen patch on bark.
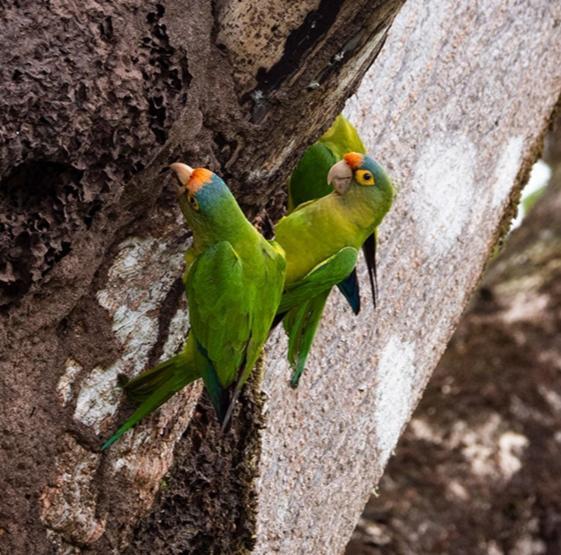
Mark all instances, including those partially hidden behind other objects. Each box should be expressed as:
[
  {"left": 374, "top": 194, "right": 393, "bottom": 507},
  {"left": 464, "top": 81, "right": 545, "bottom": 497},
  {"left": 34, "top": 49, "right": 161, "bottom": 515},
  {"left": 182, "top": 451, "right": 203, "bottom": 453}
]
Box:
[
  {"left": 57, "top": 359, "right": 84, "bottom": 407},
  {"left": 373, "top": 336, "right": 418, "bottom": 467},
  {"left": 409, "top": 134, "right": 477, "bottom": 257},
  {"left": 72, "top": 235, "right": 188, "bottom": 433}
]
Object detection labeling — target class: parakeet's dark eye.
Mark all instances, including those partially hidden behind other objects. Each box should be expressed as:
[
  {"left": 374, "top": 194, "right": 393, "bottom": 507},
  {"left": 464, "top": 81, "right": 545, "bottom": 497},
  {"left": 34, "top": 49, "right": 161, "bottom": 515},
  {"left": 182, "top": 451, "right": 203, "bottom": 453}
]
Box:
[
  {"left": 355, "top": 169, "right": 375, "bottom": 187},
  {"left": 188, "top": 194, "right": 200, "bottom": 211}
]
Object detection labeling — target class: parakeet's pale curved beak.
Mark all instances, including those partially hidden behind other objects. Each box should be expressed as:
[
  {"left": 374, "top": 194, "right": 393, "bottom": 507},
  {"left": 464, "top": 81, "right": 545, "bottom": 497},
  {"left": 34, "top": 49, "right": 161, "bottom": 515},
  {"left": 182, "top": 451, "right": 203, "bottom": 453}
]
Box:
[
  {"left": 169, "top": 162, "right": 194, "bottom": 187},
  {"left": 327, "top": 160, "right": 353, "bottom": 195}
]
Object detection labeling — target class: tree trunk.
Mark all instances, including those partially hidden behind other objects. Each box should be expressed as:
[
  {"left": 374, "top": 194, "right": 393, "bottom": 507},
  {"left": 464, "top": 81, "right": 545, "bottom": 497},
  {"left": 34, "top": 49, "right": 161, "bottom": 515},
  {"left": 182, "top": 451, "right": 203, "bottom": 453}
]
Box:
[
  {"left": 0, "top": 1, "right": 559, "bottom": 553},
  {"left": 347, "top": 115, "right": 561, "bottom": 555}
]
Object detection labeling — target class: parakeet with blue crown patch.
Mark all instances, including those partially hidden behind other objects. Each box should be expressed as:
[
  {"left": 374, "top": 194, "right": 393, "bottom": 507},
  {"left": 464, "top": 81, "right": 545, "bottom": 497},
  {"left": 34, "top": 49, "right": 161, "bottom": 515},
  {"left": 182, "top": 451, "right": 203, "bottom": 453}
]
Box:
[
  {"left": 275, "top": 152, "right": 394, "bottom": 387},
  {"left": 102, "top": 163, "right": 285, "bottom": 448},
  {"left": 288, "top": 114, "right": 380, "bottom": 315}
]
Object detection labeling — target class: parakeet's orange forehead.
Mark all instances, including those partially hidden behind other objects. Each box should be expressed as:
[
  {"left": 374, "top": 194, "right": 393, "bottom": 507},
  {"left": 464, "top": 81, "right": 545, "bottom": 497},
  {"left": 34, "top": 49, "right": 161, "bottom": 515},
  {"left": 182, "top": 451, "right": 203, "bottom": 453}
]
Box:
[
  {"left": 343, "top": 152, "right": 364, "bottom": 169},
  {"left": 187, "top": 168, "right": 213, "bottom": 193}
]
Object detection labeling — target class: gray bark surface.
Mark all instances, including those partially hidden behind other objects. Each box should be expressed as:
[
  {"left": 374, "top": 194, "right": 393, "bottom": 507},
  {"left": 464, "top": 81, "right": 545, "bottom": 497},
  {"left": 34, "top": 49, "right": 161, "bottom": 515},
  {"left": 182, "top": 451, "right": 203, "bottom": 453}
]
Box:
[
  {"left": 347, "top": 116, "right": 561, "bottom": 555},
  {"left": 253, "top": 3, "right": 561, "bottom": 553},
  {"left": 0, "top": 0, "right": 559, "bottom": 554}
]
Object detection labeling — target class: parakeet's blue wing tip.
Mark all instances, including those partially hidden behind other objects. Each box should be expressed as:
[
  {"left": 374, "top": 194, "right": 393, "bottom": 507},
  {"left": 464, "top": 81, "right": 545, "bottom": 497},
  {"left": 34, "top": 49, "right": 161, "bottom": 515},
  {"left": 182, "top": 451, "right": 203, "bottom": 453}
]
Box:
[{"left": 337, "top": 269, "right": 361, "bottom": 315}]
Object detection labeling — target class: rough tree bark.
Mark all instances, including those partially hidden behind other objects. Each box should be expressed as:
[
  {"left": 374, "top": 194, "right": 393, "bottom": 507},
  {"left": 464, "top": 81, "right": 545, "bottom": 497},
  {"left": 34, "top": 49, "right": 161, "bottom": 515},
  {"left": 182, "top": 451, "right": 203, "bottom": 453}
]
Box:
[
  {"left": 0, "top": 1, "right": 403, "bottom": 552},
  {"left": 347, "top": 116, "right": 561, "bottom": 555},
  {"left": 0, "top": 1, "right": 559, "bottom": 554}
]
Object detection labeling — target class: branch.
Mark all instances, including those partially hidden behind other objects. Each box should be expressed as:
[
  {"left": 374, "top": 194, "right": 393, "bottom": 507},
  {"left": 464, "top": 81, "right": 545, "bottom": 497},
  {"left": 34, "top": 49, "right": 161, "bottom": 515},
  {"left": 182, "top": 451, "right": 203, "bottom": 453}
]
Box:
[
  {"left": 1, "top": 0, "right": 559, "bottom": 553},
  {"left": 351, "top": 118, "right": 561, "bottom": 553},
  {"left": 252, "top": 1, "right": 561, "bottom": 552}
]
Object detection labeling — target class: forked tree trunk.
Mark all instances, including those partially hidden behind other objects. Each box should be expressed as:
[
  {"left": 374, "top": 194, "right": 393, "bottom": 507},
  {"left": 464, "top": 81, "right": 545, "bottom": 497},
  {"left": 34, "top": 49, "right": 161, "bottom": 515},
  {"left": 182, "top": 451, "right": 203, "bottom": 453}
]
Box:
[{"left": 0, "top": 1, "right": 559, "bottom": 553}]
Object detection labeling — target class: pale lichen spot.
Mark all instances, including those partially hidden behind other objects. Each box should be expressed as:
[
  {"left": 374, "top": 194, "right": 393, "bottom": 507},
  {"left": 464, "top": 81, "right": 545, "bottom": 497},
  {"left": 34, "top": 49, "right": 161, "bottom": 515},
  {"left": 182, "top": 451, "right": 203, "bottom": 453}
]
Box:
[
  {"left": 74, "top": 364, "right": 122, "bottom": 432},
  {"left": 373, "top": 336, "right": 417, "bottom": 467},
  {"left": 409, "top": 134, "right": 477, "bottom": 257},
  {"left": 73, "top": 236, "right": 188, "bottom": 432},
  {"left": 57, "top": 358, "right": 83, "bottom": 407},
  {"left": 159, "top": 307, "right": 190, "bottom": 361}
]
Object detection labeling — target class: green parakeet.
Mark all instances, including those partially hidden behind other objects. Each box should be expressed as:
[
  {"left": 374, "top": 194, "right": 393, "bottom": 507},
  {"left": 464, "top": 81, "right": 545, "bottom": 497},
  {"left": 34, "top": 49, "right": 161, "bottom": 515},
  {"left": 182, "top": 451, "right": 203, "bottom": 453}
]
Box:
[
  {"left": 275, "top": 152, "right": 394, "bottom": 387},
  {"left": 288, "top": 115, "right": 379, "bottom": 315},
  {"left": 102, "top": 164, "right": 286, "bottom": 448}
]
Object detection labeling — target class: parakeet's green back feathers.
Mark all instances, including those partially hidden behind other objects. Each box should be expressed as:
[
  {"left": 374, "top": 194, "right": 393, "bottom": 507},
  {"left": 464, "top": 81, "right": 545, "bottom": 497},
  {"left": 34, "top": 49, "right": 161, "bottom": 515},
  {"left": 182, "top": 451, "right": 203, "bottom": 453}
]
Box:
[{"left": 288, "top": 115, "right": 365, "bottom": 211}]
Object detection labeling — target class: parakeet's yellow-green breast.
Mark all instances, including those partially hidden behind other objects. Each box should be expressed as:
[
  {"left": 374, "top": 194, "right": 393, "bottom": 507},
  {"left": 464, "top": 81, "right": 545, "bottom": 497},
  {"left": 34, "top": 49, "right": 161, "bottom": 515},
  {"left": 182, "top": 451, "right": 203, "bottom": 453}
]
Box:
[
  {"left": 274, "top": 152, "right": 394, "bottom": 387},
  {"left": 102, "top": 163, "right": 285, "bottom": 448},
  {"left": 288, "top": 114, "right": 382, "bottom": 315}
]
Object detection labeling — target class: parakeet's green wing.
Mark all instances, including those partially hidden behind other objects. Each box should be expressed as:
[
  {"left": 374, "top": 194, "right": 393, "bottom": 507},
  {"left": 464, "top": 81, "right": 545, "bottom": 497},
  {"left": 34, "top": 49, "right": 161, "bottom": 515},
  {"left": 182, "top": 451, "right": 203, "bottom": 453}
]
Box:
[
  {"left": 186, "top": 241, "right": 251, "bottom": 399},
  {"left": 222, "top": 240, "right": 286, "bottom": 426},
  {"left": 278, "top": 247, "right": 358, "bottom": 387},
  {"left": 288, "top": 143, "right": 336, "bottom": 210},
  {"left": 278, "top": 246, "right": 358, "bottom": 314},
  {"left": 235, "top": 241, "right": 286, "bottom": 386}
]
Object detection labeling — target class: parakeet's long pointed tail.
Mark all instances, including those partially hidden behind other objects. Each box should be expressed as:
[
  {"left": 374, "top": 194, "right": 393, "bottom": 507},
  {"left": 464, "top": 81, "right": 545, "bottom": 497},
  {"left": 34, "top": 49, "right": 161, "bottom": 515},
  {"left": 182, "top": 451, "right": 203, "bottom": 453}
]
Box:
[
  {"left": 362, "top": 233, "right": 378, "bottom": 308},
  {"left": 120, "top": 352, "right": 191, "bottom": 403},
  {"left": 102, "top": 385, "right": 178, "bottom": 450},
  {"left": 102, "top": 352, "right": 200, "bottom": 450},
  {"left": 284, "top": 291, "right": 330, "bottom": 388}
]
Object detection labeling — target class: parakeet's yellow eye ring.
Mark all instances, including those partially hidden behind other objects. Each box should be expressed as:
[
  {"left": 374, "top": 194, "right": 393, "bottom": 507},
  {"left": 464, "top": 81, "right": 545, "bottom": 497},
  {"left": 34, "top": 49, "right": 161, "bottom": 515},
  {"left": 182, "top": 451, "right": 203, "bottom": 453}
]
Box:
[
  {"left": 355, "top": 169, "right": 375, "bottom": 187},
  {"left": 188, "top": 194, "right": 200, "bottom": 211}
]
